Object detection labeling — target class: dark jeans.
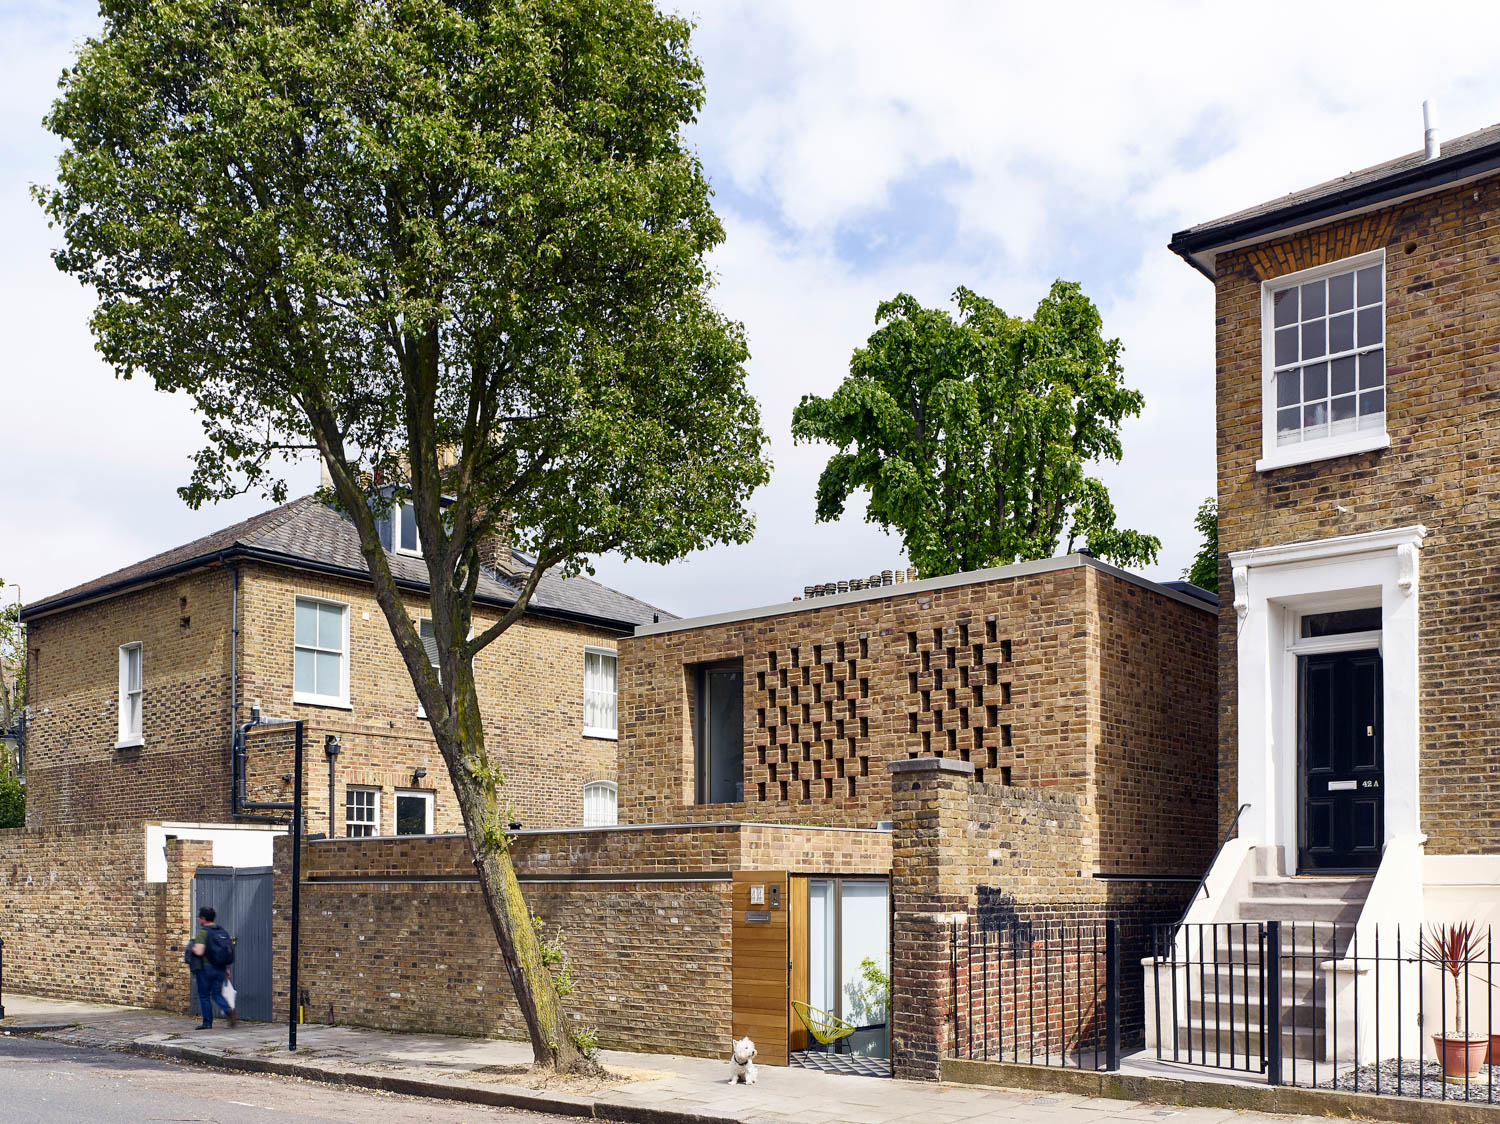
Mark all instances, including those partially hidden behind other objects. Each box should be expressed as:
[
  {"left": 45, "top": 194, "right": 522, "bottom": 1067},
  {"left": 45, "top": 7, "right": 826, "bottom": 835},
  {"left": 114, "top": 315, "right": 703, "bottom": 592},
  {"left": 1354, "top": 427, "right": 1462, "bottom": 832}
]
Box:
[{"left": 194, "top": 966, "right": 232, "bottom": 1025}]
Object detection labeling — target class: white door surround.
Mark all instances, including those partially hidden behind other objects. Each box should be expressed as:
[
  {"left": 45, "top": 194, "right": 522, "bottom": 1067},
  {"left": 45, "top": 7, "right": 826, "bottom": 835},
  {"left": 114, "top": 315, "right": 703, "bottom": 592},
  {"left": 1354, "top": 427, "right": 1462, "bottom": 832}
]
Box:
[{"left": 1229, "top": 525, "right": 1425, "bottom": 875}]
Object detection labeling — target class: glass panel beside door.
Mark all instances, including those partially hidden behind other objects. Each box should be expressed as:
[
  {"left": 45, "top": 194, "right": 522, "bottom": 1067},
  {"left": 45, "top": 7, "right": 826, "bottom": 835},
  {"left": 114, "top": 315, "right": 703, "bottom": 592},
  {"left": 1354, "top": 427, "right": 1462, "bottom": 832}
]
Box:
[{"left": 804, "top": 877, "right": 890, "bottom": 1059}]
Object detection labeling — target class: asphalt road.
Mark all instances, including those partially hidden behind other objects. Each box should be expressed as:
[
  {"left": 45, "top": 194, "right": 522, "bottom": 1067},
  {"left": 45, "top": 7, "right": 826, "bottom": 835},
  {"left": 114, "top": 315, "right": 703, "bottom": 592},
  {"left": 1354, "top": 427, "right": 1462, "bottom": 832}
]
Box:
[{"left": 0, "top": 1035, "right": 567, "bottom": 1124}]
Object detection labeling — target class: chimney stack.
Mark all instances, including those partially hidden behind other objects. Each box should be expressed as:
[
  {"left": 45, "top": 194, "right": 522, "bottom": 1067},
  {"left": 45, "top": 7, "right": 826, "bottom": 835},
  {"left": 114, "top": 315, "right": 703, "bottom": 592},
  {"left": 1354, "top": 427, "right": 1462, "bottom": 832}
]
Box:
[
  {"left": 476, "top": 514, "right": 520, "bottom": 578},
  {"left": 1423, "top": 100, "right": 1441, "bottom": 161}
]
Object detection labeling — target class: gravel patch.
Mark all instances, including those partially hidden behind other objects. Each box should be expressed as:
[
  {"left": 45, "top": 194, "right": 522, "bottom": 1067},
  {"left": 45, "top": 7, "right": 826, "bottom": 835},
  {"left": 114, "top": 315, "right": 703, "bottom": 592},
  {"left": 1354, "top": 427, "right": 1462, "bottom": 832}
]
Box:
[{"left": 1321, "top": 1058, "right": 1500, "bottom": 1102}]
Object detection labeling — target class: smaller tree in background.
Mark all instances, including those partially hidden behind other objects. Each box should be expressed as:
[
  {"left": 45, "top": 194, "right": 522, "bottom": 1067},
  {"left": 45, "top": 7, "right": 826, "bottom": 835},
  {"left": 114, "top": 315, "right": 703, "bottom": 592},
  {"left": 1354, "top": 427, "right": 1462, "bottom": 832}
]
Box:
[
  {"left": 1183, "top": 498, "right": 1218, "bottom": 593},
  {"left": 791, "top": 282, "right": 1159, "bottom": 578},
  {"left": 0, "top": 577, "right": 23, "bottom": 735}
]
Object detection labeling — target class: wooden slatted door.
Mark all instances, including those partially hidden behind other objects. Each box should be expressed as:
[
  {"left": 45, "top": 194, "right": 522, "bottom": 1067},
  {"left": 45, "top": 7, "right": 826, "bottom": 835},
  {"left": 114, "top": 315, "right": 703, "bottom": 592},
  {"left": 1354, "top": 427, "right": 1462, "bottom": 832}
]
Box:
[{"left": 731, "top": 869, "right": 789, "bottom": 1066}]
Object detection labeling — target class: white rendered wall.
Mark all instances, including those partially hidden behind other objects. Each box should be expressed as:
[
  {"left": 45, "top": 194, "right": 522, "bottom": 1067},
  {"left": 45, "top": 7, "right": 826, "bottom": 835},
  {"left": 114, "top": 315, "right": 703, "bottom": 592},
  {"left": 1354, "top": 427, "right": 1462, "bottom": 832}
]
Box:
[{"left": 144, "top": 822, "right": 281, "bottom": 883}]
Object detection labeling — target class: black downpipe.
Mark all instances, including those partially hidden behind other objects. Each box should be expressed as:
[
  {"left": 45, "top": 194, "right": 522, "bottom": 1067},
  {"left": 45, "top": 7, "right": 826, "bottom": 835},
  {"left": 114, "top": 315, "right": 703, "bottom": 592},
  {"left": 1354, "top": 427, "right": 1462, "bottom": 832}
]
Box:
[{"left": 223, "top": 558, "right": 287, "bottom": 823}]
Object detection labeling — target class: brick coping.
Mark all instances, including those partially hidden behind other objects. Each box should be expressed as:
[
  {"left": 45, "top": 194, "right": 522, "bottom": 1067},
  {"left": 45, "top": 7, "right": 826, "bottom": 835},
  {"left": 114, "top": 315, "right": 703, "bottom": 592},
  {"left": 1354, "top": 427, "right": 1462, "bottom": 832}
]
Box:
[
  {"left": 306, "top": 820, "right": 894, "bottom": 844},
  {"left": 630, "top": 554, "right": 1217, "bottom": 638}
]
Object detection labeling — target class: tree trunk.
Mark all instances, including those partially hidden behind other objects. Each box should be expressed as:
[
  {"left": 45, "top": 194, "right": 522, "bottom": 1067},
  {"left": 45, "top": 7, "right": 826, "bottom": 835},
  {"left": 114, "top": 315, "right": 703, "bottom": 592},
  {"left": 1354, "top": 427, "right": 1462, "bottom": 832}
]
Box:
[{"left": 443, "top": 661, "right": 589, "bottom": 1072}]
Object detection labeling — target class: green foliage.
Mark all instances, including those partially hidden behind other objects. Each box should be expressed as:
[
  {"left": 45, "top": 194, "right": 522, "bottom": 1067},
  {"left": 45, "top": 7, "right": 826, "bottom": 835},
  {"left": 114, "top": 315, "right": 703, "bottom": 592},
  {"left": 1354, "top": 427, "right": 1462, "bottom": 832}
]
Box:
[
  {"left": 533, "top": 915, "right": 574, "bottom": 998},
  {"left": 844, "top": 955, "right": 890, "bottom": 1026},
  {"left": 0, "top": 770, "right": 23, "bottom": 829},
  {"left": 571, "top": 1026, "right": 599, "bottom": 1059},
  {"left": 1183, "top": 497, "right": 1219, "bottom": 593},
  {"left": 792, "top": 283, "right": 1158, "bottom": 576},
  {"left": 0, "top": 577, "right": 23, "bottom": 736}
]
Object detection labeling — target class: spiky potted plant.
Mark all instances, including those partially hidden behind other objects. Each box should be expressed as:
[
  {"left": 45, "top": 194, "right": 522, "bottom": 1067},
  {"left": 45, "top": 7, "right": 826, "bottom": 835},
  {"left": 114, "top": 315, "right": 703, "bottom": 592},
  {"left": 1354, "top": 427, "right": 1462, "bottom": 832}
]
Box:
[{"left": 1421, "top": 921, "right": 1490, "bottom": 1080}]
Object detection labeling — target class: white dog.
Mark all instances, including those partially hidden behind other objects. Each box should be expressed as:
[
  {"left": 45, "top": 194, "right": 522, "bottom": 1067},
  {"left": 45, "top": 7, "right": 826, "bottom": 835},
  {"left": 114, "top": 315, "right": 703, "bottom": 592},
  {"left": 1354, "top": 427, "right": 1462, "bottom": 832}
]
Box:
[{"left": 727, "top": 1035, "right": 758, "bottom": 1084}]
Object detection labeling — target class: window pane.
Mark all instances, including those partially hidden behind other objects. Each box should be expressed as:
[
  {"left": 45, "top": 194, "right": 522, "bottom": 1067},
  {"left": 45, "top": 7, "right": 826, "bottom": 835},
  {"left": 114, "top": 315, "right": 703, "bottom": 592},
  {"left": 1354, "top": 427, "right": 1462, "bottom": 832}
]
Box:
[
  {"left": 1302, "top": 361, "right": 1327, "bottom": 400},
  {"left": 1360, "top": 349, "right": 1384, "bottom": 388},
  {"left": 1276, "top": 370, "right": 1300, "bottom": 407},
  {"left": 420, "top": 619, "right": 440, "bottom": 670},
  {"left": 399, "top": 503, "right": 418, "bottom": 552},
  {"left": 127, "top": 693, "right": 142, "bottom": 736},
  {"left": 808, "top": 880, "right": 836, "bottom": 1014},
  {"left": 1328, "top": 270, "right": 1355, "bottom": 313},
  {"left": 1277, "top": 407, "right": 1301, "bottom": 443},
  {"left": 1304, "top": 400, "right": 1328, "bottom": 440},
  {"left": 317, "top": 603, "right": 344, "bottom": 651},
  {"left": 396, "top": 795, "right": 427, "bottom": 835},
  {"left": 126, "top": 646, "right": 142, "bottom": 691},
  {"left": 1328, "top": 312, "right": 1354, "bottom": 353},
  {"left": 316, "top": 650, "right": 342, "bottom": 697},
  {"left": 1301, "top": 319, "right": 1326, "bottom": 360},
  {"left": 295, "top": 600, "right": 317, "bottom": 647},
  {"left": 1357, "top": 265, "right": 1381, "bottom": 306},
  {"left": 1357, "top": 305, "right": 1382, "bottom": 347},
  {"left": 1302, "top": 607, "right": 1381, "bottom": 637},
  {"left": 1300, "top": 278, "right": 1326, "bottom": 318},
  {"left": 294, "top": 649, "right": 315, "bottom": 694},
  {"left": 1330, "top": 356, "right": 1357, "bottom": 396},
  {"left": 1331, "top": 394, "right": 1357, "bottom": 423},
  {"left": 1273, "top": 287, "right": 1298, "bottom": 327},
  {"left": 1275, "top": 326, "right": 1298, "bottom": 367},
  {"left": 1360, "top": 388, "right": 1385, "bottom": 416}
]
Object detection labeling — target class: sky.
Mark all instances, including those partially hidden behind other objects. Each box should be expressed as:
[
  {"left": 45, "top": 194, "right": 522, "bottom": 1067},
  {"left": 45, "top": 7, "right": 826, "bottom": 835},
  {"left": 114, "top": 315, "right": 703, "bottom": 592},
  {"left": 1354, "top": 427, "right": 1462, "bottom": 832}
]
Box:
[{"left": 6, "top": 2, "right": 1500, "bottom": 620}]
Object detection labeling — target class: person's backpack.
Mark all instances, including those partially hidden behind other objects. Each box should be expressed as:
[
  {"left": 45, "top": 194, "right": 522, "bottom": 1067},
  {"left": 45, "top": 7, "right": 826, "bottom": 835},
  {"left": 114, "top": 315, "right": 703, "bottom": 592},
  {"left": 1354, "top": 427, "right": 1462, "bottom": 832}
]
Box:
[{"left": 204, "top": 926, "right": 235, "bottom": 969}]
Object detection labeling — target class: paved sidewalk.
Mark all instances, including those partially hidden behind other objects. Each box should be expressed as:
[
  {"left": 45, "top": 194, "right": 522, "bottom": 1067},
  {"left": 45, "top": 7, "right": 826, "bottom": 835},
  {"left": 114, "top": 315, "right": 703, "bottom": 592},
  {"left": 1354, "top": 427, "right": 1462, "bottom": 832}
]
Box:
[{"left": 0, "top": 994, "right": 1317, "bottom": 1124}]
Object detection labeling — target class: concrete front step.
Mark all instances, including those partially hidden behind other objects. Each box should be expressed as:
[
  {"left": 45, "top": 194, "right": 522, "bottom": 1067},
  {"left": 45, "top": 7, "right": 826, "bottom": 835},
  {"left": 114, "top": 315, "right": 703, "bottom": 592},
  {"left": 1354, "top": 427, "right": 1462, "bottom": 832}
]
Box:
[
  {"left": 1236, "top": 897, "right": 1364, "bottom": 924},
  {"left": 1168, "top": 1020, "right": 1326, "bottom": 1061},
  {"left": 1247, "top": 875, "right": 1373, "bottom": 902}
]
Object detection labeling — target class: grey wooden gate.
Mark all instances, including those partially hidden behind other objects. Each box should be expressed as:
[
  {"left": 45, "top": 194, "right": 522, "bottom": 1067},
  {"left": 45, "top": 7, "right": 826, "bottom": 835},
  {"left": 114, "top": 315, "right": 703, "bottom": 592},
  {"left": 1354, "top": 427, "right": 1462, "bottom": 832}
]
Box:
[{"left": 191, "top": 866, "right": 273, "bottom": 1022}]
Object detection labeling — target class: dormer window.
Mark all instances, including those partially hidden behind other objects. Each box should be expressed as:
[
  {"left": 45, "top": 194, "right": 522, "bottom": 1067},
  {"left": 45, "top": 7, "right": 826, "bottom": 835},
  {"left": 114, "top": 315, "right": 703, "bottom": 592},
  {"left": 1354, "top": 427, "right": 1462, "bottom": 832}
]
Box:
[
  {"left": 1259, "top": 250, "right": 1388, "bottom": 471},
  {"left": 396, "top": 501, "right": 420, "bottom": 555}
]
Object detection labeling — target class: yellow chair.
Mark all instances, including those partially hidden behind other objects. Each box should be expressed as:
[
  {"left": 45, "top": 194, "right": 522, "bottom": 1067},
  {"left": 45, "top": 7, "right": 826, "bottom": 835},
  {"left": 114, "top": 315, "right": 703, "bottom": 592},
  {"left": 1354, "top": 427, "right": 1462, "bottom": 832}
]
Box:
[{"left": 792, "top": 1000, "right": 857, "bottom": 1053}]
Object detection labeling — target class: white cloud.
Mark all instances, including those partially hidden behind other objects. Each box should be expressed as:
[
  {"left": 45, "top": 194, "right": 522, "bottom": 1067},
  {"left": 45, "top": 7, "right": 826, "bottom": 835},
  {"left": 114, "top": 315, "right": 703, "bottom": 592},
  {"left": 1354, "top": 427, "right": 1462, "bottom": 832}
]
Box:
[{"left": 8, "top": 0, "right": 1500, "bottom": 618}]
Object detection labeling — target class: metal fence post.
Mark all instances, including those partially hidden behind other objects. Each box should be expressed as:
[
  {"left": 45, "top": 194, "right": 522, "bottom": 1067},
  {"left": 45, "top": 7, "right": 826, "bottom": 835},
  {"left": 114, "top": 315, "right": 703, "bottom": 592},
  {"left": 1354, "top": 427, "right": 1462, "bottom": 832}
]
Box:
[
  {"left": 288, "top": 720, "right": 303, "bottom": 1052},
  {"left": 0, "top": 935, "right": 6, "bottom": 1020},
  {"left": 1105, "top": 921, "right": 1120, "bottom": 1071},
  {"left": 1265, "top": 920, "right": 1282, "bottom": 1086}
]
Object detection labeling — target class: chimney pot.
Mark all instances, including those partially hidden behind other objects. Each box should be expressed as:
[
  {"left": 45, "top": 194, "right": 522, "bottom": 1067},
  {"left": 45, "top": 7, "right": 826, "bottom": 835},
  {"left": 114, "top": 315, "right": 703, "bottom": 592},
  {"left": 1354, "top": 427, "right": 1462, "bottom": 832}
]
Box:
[{"left": 1423, "top": 99, "right": 1441, "bottom": 161}]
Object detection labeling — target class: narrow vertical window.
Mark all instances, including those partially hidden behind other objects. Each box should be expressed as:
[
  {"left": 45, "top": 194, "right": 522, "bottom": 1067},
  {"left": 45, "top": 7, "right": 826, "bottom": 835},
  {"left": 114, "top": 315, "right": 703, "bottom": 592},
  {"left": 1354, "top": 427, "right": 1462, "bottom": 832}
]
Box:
[
  {"left": 582, "top": 647, "right": 618, "bottom": 738},
  {"left": 397, "top": 501, "right": 420, "bottom": 555},
  {"left": 293, "top": 597, "right": 349, "bottom": 706},
  {"left": 582, "top": 780, "right": 618, "bottom": 827},
  {"left": 416, "top": 618, "right": 441, "bottom": 717},
  {"left": 117, "top": 642, "right": 143, "bottom": 746}
]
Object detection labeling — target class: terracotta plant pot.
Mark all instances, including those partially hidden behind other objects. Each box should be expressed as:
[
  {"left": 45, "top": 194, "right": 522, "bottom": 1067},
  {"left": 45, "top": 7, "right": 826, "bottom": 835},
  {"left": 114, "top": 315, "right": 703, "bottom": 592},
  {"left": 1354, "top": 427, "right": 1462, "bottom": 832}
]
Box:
[
  {"left": 1491, "top": 1032, "right": 1500, "bottom": 1067},
  {"left": 1432, "top": 1034, "right": 1489, "bottom": 1080}
]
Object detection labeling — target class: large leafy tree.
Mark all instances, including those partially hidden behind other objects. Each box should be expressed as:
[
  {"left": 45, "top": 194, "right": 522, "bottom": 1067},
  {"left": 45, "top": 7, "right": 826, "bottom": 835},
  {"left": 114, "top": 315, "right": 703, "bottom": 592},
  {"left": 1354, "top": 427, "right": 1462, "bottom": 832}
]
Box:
[
  {"left": 1183, "top": 497, "right": 1219, "bottom": 593},
  {"left": 792, "top": 283, "right": 1158, "bottom": 576},
  {"left": 41, "top": 0, "right": 768, "bottom": 1070}
]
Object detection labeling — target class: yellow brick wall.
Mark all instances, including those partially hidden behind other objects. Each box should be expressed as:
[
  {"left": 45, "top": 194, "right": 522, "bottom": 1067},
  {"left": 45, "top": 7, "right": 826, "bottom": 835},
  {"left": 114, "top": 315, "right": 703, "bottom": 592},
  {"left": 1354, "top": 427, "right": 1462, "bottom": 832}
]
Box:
[
  {"left": 24, "top": 558, "right": 624, "bottom": 832},
  {"left": 1212, "top": 177, "right": 1500, "bottom": 853}
]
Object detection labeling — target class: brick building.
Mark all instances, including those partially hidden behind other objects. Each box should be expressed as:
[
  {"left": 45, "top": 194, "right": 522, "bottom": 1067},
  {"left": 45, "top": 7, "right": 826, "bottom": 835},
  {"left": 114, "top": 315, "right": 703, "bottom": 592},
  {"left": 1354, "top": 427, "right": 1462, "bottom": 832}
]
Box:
[
  {"left": 617, "top": 554, "right": 1219, "bottom": 1071},
  {"left": 20, "top": 494, "right": 666, "bottom": 839},
  {"left": 1140, "top": 114, "right": 1500, "bottom": 1069}
]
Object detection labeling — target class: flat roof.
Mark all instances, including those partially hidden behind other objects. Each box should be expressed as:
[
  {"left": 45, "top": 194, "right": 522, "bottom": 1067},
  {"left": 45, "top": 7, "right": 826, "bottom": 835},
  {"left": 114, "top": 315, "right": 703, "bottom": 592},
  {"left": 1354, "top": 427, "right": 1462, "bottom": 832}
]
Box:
[{"left": 631, "top": 553, "right": 1217, "bottom": 638}]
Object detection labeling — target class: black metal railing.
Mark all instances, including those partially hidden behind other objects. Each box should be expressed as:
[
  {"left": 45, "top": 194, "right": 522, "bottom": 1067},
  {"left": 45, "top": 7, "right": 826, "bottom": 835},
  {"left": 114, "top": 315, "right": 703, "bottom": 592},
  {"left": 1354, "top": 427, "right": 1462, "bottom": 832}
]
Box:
[
  {"left": 1152, "top": 921, "right": 1498, "bottom": 1103},
  {"left": 0, "top": 935, "right": 6, "bottom": 1020},
  {"left": 950, "top": 920, "right": 1120, "bottom": 1071}
]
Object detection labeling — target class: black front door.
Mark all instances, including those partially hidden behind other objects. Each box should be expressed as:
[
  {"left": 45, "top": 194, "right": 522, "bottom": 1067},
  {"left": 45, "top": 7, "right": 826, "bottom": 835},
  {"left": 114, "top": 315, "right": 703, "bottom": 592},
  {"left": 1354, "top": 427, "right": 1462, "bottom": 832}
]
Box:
[{"left": 1298, "top": 649, "right": 1383, "bottom": 872}]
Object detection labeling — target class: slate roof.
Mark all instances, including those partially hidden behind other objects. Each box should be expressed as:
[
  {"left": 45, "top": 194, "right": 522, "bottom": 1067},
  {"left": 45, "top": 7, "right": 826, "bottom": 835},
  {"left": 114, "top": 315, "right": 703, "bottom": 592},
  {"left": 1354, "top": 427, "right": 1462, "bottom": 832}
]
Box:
[
  {"left": 1170, "top": 120, "right": 1500, "bottom": 277},
  {"left": 23, "top": 496, "right": 673, "bottom": 631}
]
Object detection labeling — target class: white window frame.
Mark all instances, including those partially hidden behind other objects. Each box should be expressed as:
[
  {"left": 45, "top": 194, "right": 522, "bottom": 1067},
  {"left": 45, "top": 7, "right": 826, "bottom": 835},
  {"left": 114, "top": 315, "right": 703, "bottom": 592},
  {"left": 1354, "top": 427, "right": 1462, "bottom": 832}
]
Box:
[
  {"left": 394, "top": 788, "right": 435, "bottom": 835},
  {"left": 345, "top": 785, "right": 380, "bottom": 837},
  {"left": 395, "top": 500, "right": 421, "bottom": 557},
  {"left": 582, "top": 646, "right": 618, "bottom": 740},
  {"left": 292, "top": 596, "right": 351, "bottom": 708},
  {"left": 582, "top": 780, "right": 618, "bottom": 827},
  {"left": 116, "top": 641, "right": 144, "bottom": 748},
  {"left": 1257, "top": 248, "right": 1389, "bottom": 472},
  {"left": 416, "top": 617, "right": 440, "bottom": 718}
]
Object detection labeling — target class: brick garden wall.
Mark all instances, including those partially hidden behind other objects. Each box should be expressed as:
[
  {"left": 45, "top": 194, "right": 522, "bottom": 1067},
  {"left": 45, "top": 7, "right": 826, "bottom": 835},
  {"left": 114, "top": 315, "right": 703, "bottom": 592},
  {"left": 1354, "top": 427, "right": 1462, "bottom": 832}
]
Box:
[
  {"left": 272, "top": 823, "right": 889, "bottom": 1056},
  {"left": 1213, "top": 179, "right": 1500, "bottom": 852},
  {"left": 0, "top": 824, "right": 205, "bottom": 1012},
  {"left": 888, "top": 759, "right": 1195, "bottom": 1080}
]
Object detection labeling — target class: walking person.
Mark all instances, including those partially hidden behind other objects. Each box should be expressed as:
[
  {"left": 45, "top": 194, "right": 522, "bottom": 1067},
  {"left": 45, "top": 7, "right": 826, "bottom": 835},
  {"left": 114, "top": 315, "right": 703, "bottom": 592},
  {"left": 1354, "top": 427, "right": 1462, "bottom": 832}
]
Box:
[{"left": 188, "top": 906, "right": 238, "bottom": 1029}]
